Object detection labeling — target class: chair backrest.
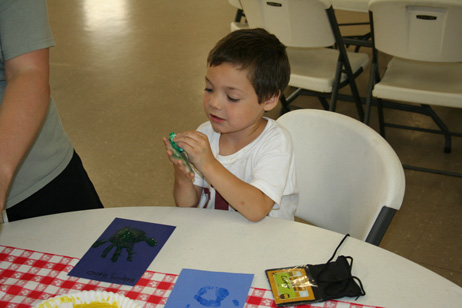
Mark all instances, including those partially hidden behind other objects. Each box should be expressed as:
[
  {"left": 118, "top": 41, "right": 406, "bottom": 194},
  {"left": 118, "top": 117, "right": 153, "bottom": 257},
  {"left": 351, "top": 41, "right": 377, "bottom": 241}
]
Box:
[
  {"left": 277, "top": 110, "right": 405, "bottom": 243},
  {"left": 369, "top": 0, "right": 462, "bottom": 62},
  {"left": 240, "top": 0, "right": 335, "bottom": 47},
  {"left": 228, "top": 0, "right": 242, "bottom": 9}
]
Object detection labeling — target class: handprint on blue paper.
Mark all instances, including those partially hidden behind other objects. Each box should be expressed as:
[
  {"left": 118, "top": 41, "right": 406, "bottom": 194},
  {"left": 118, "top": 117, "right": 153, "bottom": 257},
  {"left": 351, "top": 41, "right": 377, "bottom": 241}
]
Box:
[
  {"left": 92, "top": 226, "right": 157, "bottom": 262},
  {"left": 185, "top": 286, "right": 239, "bottom": 307}
]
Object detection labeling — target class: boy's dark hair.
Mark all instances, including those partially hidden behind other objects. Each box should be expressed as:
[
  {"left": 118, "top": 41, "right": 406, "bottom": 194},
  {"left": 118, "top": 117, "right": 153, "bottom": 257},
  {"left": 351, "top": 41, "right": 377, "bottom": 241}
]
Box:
[{"left": 207, "top": 28, "right": 290, "bottom": 104}]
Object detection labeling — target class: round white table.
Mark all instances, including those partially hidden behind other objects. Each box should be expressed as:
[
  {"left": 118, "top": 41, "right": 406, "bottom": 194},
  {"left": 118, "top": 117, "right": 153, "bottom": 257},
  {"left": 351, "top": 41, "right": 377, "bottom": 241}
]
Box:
[{"left": 0, "top": 206, "right": 461, "bottom": 307}]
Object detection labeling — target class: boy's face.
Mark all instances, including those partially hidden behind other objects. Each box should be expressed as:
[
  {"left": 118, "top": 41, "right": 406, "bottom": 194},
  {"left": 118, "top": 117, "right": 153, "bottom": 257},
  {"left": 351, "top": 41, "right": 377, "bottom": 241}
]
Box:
[{"left": 203, "top": 63, "right": 277, "bottom": 139}]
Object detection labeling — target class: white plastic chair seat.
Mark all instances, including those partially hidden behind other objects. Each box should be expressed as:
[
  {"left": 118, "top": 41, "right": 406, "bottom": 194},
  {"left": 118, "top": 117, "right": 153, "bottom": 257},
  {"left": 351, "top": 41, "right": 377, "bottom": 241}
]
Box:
[
  {"left": 288, "top": 47, "right": 369, "bottom": 93},
  {"left": 277, "top": 110, "right": 405, "bottom": 244},
  {"left": 373, "top": 58, "right": 462, "bottom": 108},
  {"left": 230, "top": 21, "right": 249, "bottom": 32}
]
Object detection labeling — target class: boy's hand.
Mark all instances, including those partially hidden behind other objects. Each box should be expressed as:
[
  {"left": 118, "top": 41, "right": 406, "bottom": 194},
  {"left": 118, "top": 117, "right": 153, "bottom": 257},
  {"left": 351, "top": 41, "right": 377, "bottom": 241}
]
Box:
[
  {"left": 170, "top": 131, "right": 215, "bottom": 174},
  {"left": 163, "top": 137, "right": 194, "bottom": 181}
]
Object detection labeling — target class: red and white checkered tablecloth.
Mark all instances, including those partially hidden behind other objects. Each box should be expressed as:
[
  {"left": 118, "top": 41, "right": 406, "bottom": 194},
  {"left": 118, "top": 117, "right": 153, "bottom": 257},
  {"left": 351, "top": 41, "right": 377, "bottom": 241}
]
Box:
[{"left": 0, "top": 245, "right": 383, "bottom": 308}]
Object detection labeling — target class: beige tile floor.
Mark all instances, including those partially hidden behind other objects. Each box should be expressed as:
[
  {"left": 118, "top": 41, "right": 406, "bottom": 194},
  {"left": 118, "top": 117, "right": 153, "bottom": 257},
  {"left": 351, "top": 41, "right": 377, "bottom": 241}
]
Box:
[{"left": 47, "top": 0, "right": 461, "bottom": 287}]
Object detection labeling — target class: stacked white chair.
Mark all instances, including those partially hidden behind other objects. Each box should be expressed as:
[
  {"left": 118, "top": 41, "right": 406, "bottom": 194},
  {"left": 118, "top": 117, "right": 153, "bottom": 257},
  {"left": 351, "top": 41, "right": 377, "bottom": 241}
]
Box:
[
  {"left": 240, "top": 0, "right": 369, "bottom": 119},
  {"left": 365, "top": 0, "right": 462, "bottom": 177}
]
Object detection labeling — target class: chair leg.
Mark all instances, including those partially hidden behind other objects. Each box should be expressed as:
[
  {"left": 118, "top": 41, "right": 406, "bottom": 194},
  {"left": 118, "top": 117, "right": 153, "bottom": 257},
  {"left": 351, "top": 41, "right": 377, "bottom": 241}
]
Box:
[
  {"left": 325, "top": 7, "right": 365, "bottom": 121},
  {"left": 422, "top": 104, "right": 452, "bottom": 153},
  {"left": 403, "top": 165, "right": 462, "bottom": 178},
  {"left": 348, "top": 76, "right": 365, "bottom": 122},
  {"left": 318, "top": 97, "right": 330, "bottom": 110},
  {"left": 329, "top": 73, "right": 365, "bottom": 121},
  {"left": 381, "top": 102, "right": 453, "bottom": 153},
  {"left": 328, "top": 52, "right": 364, "bottom": 120},
  {"left": 365, "top": 10, "right": 379, "bottom": 127},
  {"left": 234, "top": 9, "right": 244, "bottom": 23},
  {"left": 328, "top": 59, "right": 343, "bottom": 112},
  {"left": 328, "top": 59, "right": 364, "bottom": 120},
  {"left": 377, "top": 98, "right": 386, "bottom": 137},
  {"left": 364, "top": 62, "right": 378, "bottom": 125}
]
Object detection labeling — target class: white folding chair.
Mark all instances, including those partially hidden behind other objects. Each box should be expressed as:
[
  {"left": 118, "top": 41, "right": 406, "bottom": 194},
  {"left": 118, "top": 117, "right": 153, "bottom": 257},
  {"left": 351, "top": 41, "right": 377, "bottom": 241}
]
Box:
[
  {"left": 278, "top": 109, "right": 405, "bottom": 245},
  {"left": 365, "top": 0, "right": 462, "bottom": 177},
  {"left": 240, "top": 0, "right": 369, "bottom": 119}
]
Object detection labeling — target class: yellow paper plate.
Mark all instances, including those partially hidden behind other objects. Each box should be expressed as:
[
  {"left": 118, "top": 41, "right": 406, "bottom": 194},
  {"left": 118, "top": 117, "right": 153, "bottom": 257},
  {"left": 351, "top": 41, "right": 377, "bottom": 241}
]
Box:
[{"left": 33, "top": 291, "right": 141, "bottom": 308}]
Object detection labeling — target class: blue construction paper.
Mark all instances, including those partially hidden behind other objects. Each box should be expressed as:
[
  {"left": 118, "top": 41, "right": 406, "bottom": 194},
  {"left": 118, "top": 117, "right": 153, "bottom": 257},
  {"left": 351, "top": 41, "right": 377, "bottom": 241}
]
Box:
[
  {"left": 165, "top": 268, "right": 254, "bottom": 308},
  {"left": 68, "top": 218, "right": 175, "bottom": 286}
]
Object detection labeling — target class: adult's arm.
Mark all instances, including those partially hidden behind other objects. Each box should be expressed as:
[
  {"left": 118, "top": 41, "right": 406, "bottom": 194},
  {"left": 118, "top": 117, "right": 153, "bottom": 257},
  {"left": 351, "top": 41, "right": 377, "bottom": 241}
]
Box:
[{"left": 0, "top": 48, "right": 51, "bottom": 210}]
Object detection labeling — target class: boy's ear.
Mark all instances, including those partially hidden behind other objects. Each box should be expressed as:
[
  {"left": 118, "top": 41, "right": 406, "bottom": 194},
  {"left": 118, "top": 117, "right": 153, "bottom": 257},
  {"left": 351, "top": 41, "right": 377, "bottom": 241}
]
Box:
[{"left": 262, "top": 92, "right": 280, "bottom": 111}]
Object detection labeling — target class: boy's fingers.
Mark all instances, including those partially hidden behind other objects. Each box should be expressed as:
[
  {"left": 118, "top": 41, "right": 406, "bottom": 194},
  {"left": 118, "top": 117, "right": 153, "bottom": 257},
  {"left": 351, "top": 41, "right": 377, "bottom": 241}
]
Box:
[{"left": 175, "top": 161, "right": 194, "bottom": 180}]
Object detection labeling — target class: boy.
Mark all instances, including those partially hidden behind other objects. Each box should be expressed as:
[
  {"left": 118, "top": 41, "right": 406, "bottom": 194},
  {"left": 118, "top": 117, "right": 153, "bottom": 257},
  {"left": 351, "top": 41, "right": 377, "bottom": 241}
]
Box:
[{"left": 164, "top": 28, "right": 298, "bottom": 221}]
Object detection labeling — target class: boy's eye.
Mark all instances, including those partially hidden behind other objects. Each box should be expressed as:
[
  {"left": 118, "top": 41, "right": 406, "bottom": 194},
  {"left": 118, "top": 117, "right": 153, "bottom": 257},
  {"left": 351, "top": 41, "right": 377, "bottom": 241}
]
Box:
[
  {"left": 204, "top": 87, "right": 213, "bottom": 93},
  {"left": 227, "top": 96, "right": 240, "bottom": 103}
]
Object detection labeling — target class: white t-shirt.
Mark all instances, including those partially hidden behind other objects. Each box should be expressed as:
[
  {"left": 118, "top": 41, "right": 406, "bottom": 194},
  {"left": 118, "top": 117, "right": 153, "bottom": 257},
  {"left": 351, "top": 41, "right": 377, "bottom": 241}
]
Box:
[{"left": 193, "top": 118, "right": 298, "bottom": 220}]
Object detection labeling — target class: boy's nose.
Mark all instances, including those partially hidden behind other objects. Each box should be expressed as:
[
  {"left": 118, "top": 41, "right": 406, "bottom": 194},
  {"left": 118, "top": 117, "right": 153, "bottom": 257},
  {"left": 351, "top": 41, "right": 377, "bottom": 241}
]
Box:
[{"left": 209, "top": 95, "right": 223, "bottom": 109}]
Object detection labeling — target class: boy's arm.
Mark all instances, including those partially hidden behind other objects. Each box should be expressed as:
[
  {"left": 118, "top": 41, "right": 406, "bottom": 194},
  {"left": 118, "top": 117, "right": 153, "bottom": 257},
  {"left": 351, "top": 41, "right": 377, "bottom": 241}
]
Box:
[
  {"left": 174, "top": 131, "right": 274, "bottom": 222},
  {"left": 202, "top": 161, "right": 274, "bottom": 222},
  {"left": 172, "top": 168, "right": 202, "bottom": 207}
]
